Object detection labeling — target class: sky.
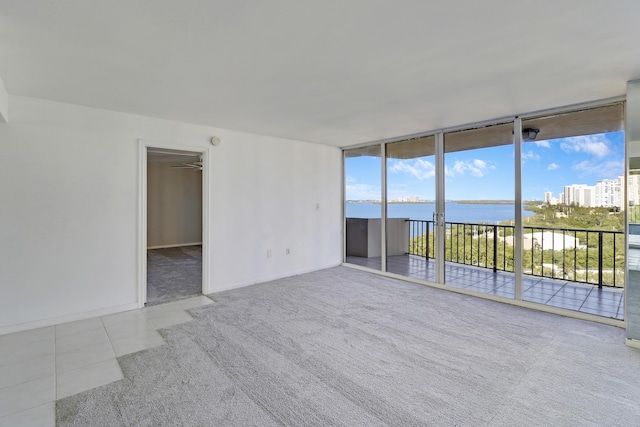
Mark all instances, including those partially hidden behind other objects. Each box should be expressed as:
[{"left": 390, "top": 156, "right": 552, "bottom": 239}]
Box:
[{"left": 345, "top": 131, "right": 625, "bottom": 201}]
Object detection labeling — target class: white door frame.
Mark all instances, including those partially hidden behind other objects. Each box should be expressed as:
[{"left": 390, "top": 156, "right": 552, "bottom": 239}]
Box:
[
  {"left": 434, "top": 132, "right": 446, "bottom": 284},
  {"left": 137, "top": 139, "right": 211, "bottom": 307}
]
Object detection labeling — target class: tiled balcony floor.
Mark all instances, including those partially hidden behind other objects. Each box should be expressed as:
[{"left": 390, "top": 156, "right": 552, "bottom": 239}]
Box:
[{"left": 346, "top": 255, "right": 624, "bottom": 321}]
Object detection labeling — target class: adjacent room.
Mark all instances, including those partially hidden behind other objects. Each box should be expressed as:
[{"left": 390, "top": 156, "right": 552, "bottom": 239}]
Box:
[
  {"left": 1, "top": 1, "right": 640, "bottom": 426},
  {"left": 146, "top": 148, "right": 204, "bottom": 305}
]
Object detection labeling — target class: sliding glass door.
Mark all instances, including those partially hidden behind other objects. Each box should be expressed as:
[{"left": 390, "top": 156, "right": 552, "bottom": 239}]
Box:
[
  {"left": 521, "top": 104, "right": 625, "bottom": 318},
  {"left": 385, "top": 136, "right": 437, "bottom": 281},
  {"left": 342, "top": 101, "right": 625, "bottom": 321},
  {"left": 442, "top": 123, "right": 515, "bottom": 296}
]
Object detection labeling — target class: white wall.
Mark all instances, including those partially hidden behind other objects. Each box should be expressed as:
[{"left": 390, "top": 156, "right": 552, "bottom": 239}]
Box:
[
  {"left": 0, "top": 75, "right": 7, "bottom": 122},
  {"left": 0, "top": 95, "right": 342, "bottom": 333},
  {"left": 147, "top": 161, "right": 203, "bottom": 248}
]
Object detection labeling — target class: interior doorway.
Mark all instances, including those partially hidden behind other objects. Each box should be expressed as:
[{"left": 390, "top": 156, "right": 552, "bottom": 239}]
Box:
[{"left": 139, "top": 141, "right": 210, "bottom": 306}]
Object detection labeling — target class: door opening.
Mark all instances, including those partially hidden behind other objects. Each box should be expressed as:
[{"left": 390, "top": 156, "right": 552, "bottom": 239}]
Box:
[{"left": 138, "top": 141, "right": 210, "bottom": 306}]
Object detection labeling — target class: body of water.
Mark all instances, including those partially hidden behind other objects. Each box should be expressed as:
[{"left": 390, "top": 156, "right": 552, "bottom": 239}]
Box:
[{"left": 346, "top": 202, "right": 534, "bottom": 224}]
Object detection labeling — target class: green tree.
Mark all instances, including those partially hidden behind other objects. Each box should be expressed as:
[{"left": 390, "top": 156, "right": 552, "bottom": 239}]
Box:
[{"left": 408, "top": 205, "right": 625, "bottom": 287}]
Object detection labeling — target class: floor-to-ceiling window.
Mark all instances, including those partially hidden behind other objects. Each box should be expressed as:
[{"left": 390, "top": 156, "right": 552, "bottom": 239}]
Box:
[
  {"left": 443, "top": 123, "right": 515, "bottom": 297},
  {"left": 520, "top": 104, "right": 625, "bottom": 319},
  {"left": 342, "top": 101, "right": 625, "bottom": 321},
  {"left": 385, "top": 136, "right": 437, "bottom": 280},
  {"left": 344, "top": 146, "right": 382, "bottom": 271}
]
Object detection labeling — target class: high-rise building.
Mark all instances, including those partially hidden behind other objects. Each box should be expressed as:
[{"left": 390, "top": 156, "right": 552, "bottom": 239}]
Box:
[
  {"left": 563, "top": 184, "right": 595, "bottom": 207},
  {"left": 553, "top": 177, "right": 625, "bottom": 209},
  {"left": 585, "top": 186, "right": 595, "bottom": 207},
  {"left": 595, "top": 177, "right": 622, "bottom": 208},
  {"left": 563, "top": 185, "right": 573, "bottom": 205},
  {"left": 629, "top": 174, "right": 640, "bottom": 207}
]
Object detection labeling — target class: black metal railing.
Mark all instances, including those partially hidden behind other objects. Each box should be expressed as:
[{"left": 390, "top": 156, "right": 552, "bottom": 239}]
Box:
[{"left": 407, "top": 220, "right": 625, "bottom": 288}]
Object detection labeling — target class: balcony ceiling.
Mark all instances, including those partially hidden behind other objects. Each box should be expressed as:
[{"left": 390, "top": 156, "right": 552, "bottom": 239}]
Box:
[{"left": 1, "top": 1, "right": 639, "bottom": 148}]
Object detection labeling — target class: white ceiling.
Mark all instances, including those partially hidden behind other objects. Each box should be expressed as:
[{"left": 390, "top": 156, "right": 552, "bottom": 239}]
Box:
[{"left": 1, "top": 1, "right": 639, "bottom": 147}]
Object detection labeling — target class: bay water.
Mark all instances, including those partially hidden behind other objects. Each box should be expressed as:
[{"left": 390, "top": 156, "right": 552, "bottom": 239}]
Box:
[{"left": 346, "top": 202, "right": 534, "bottom": 224}]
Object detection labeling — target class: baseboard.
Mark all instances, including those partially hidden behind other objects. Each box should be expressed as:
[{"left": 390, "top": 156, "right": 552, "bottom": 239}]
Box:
[
  {"left": 0, "top": 302, "right": 140, "bottom": 336},
  {"left": 210, "top": 262, "right": 342, "bottom": 294},
  {"left": 147, "top": 242, "right": 202, "bottom": 250},
  {"left": 626, "top": 339, "right": 640, "bottom": 350}
]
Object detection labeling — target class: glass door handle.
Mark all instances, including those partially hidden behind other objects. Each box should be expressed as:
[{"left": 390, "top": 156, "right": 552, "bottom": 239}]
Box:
[{"left": 433, "top": 212, "right": 444, "bottom": 227}]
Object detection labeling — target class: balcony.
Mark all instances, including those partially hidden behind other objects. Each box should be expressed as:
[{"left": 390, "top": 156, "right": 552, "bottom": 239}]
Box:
[{"left": 346, "top": 219, "right": 625, "bottom": 320}]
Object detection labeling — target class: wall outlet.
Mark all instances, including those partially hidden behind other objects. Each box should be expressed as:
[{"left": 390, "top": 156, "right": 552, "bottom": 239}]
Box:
[
  {"left": 267, "top": 249, "right": 272, "bottom": 258},
  {"left": 286, "top": 248, "right": 291, "bottom": 255}
]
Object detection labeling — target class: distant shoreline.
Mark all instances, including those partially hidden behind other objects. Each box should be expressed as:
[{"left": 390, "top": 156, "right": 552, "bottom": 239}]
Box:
[{"left": 346, "top": 200, "right": 538, "bottom": 205}]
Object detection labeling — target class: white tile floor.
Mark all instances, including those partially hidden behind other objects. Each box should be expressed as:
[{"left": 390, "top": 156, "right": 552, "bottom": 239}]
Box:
[{"left": 0, "top": 295, "right": 214, "bottom": 426}]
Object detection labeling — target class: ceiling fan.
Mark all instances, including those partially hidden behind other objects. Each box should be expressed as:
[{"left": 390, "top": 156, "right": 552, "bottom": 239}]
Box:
[{"left": 170, "top": 155, "right": 203, "bottom": 171}]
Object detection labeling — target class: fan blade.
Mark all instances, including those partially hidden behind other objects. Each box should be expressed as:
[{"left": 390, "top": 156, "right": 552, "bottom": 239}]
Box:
[{"left": 170, "top": 163, "right": 202, "bottom": 170}]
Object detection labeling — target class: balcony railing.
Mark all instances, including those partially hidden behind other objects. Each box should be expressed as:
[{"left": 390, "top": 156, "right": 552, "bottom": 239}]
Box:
[{"left": 407, "top": 220, "right": 625, "bottom": 288}]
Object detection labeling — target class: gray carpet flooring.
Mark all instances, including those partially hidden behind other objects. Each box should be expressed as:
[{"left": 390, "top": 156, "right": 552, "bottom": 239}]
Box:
[
  {"left": 57, "top": 266, "right": 640, "bottom": 426},
  {"left": 147, "top": 245, "right": 202, "bottom": 305}
]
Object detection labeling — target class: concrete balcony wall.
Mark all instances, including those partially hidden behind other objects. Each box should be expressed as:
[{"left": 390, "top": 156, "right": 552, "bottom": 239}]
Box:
[{"left": 346, "top": 218, "right": 409, "bottom": 258}]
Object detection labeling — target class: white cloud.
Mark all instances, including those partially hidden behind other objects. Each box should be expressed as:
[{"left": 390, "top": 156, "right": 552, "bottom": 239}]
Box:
[
  {"left": 473, "top": 159, "right": 486, "bottom": 169},
  {"left": 389, "top": 159, "right": 435, "bottom": 180},
  {"left": 446, "top": 162, "right": 462, "bottom": 176},
  {"left": 446, "top": 159, "right": 490, "bottom": 177},
  {"left": 387, "top": 184, "right": 411, "bottom": 201},
  {"left": 345, "top": 183, "right": 381, "bottom": 200},
  {"left": 573, "top": 159, "right": 624, "bottom": 177},
  {"left": 560, "top": 134, "right": 610, "bottom": 158},
  {"left": 574, "top": 160, "right": 590, "bottom": 170},
  {"left": 522, "top": 150, "right": 540, "bottom": 161},
  {"left": 532, "top": 140, "right": 550, "bottom": 148},
  {"left": 547, "top": 163, "right": 559, "bottom": 170},
  {"left": 390, "top": 157, "right": 494, "bottom": 183},
  {"left": 345, "top": 175, "right": 357, "bottom": 183}
]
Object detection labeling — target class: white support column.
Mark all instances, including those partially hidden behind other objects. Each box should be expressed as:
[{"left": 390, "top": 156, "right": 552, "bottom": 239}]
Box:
[
  {"left": 514, "top": 118, "right": 523, "bottom": 300},
  {"left": 435, "top": 132, "right": 445, "bottom": 284},
  {"left": 626, "top": 80, "right": 640, "bottom": 344},
  {"left": 381, "top": 142, "right": 387, "bottom": 272},
  {"left": 342, "top": 150, "right": 347, "bottom": 263}
]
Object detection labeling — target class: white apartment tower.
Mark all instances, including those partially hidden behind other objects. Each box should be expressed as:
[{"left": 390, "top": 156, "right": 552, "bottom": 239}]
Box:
[
  {"left": 584, "top": 186, "right": 595, "bottom": 207},
  {"left": 629, "top": 174, "right": 640, "bottom": 207},
  {"left": 595, "top": 177, "right": 622, "bottom": 208},
  {"left": 563, "top": 185, "right": 573, "bottom": 205},
  {"left": 564, "top": 184, "right": 595, "bottom": 207},
  {"left": 556, "top": 177, "right": 624, "bottom": 209}
]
